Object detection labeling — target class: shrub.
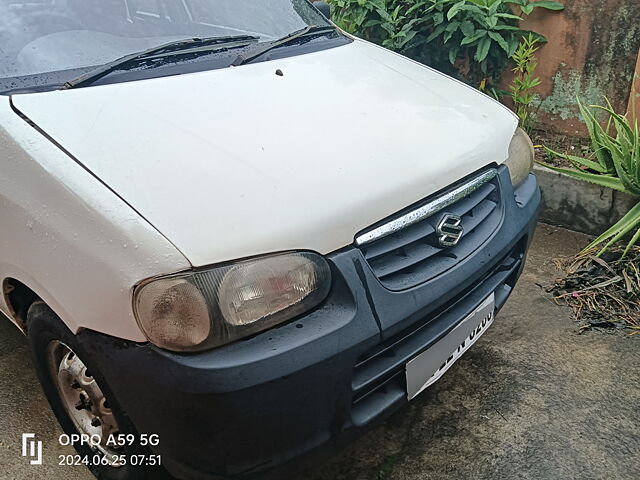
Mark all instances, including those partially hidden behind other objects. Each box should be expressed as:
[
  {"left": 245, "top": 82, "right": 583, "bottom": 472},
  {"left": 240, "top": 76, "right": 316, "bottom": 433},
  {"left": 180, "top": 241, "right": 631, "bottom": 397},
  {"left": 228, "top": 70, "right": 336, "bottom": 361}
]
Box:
[{"left": 328, "top": 0, "right": 563, "bottom": 86}]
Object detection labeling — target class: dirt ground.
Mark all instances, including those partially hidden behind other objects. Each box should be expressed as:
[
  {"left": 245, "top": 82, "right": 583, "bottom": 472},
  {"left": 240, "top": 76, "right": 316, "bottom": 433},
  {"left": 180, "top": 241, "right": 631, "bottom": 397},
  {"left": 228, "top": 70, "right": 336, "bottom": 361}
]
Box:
[
  {"left": 530, "top": 128, "right": 592, "bottom": 169},
  {"left": 1, "top": 223, "right": 639, "bottom": 480}
]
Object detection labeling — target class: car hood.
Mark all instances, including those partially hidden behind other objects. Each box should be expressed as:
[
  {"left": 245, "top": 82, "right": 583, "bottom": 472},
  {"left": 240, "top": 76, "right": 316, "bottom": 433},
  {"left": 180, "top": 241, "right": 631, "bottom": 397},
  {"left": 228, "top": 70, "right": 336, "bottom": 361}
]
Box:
[{"left": 11, "top": 39, "right": 517, "bottom": 267}]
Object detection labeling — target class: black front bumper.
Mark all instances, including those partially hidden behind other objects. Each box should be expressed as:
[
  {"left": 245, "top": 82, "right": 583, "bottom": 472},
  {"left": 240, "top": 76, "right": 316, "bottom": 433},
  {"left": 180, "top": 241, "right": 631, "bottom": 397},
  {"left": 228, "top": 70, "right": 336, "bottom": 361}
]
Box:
[{"left": 79, "top": 168, "right": 540, "bottom": 479}]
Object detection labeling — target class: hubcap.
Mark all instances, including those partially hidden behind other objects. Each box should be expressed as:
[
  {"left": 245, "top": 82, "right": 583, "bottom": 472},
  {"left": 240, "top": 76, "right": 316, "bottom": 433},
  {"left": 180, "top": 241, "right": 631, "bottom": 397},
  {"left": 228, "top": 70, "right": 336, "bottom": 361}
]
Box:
[{"left": 47, "top": 341, "right": 123, "bottom": 466}]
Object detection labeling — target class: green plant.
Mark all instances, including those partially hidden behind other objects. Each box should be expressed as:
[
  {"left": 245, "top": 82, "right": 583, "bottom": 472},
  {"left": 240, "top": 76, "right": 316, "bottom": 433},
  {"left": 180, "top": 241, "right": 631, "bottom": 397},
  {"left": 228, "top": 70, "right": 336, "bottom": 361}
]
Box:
[
  {"left": 541, "top": 100, "right": 640, "bottom": 256},
  {"left": 510, "top": 33, "right": 541, "bottom": 129},
  {"left": 328, "top": 0, "right": 386, "bottom": 39},
  {"left": 415, "top": 0, "right": 563, "bottom": 85},
  {"left": 328, "top": 0, "right": 424, "bottom": 51},
  {"left": 327, "top": 0, "right": 563, "bottom": 86}
]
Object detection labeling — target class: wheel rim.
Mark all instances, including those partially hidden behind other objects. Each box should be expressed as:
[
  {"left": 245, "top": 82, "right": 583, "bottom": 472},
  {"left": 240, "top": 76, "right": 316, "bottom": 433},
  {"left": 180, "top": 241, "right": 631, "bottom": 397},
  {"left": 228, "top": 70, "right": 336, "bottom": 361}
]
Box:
[{"left": 47, "top": 340, "right": 124, "bottom": 466}]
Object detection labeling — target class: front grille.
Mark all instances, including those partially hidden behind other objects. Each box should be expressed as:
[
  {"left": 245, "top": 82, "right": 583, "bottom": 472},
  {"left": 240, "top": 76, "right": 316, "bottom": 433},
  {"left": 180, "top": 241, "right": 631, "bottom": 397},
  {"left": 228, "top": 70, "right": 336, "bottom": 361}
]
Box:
[
  {"left": 350, "top": 237, "right": 526, "bottom": 426},
  {"left": 356, "top": 168, "right": 503, "bottom": 290}
]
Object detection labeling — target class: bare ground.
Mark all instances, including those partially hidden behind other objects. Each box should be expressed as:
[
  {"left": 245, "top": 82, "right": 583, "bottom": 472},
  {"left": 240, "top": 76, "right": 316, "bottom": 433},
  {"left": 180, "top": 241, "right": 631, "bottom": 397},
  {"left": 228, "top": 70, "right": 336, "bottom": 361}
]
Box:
[{"left": 298, "top": 224, "right": 640, "bottom": 480}]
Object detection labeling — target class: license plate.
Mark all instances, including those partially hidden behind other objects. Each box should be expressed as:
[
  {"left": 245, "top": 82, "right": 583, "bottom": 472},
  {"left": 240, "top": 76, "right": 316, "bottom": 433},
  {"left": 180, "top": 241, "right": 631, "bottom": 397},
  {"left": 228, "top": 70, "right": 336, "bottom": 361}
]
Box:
[{"left": 406, "top": 293, "right": 495, "bottom": 400}]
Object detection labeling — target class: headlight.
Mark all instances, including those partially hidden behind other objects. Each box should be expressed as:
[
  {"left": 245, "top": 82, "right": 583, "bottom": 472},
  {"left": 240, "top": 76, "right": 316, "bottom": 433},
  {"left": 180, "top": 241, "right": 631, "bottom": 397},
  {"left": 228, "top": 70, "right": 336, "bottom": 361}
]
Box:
[
  {"left": 504, "top": 128, "right": 534, "bottom": 188},
  {"left": 133, "top": 252, "right": 332, "bottom": 352}
]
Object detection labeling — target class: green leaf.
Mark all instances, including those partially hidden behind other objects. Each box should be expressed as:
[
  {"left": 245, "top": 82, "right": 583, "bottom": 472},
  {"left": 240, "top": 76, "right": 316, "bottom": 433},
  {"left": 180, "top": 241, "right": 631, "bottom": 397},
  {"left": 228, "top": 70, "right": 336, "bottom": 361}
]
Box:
[
  {"left": 623, "top": 223, "right": 640, "bottom": 257},
  {"left": 445, "top": 21, "right": 461, "bottom": 32},
  {"left": 507, "top": 37, "right": 520, "bottom": 56},
  {"left": 475, "top": 36, "right": 492, "bottom": 62},
  {"left": 397, "top": 30, "right": 418, "bottom": 49},
  {"left": 576, "top": 99, "right": 615, "bottom": 174},
  {"left": 444, "top": 29, "right": 455, "bottom": 43},
  {"left": 485, "top": 15, "right": 498, "bottom": 29},
  {"left": 460, "top": 20, "right": 474, "bottom": 36},
  {"left": 380, "top": 22, "right": 395, "bottom": 36},
  {"left": 426, "top": 24, "right": 446, "bottom": 43},
  {"left": 447, "top": 1, "right": 466, "bottom": 20},
  {"left": 461, "top": 30, "right": 487, "bottom": 45},
  {"left": 353, "top": 7, "right": 369, "bottom": 27},
  {"left": 406, "top": 2, "right": 426, "bottom": 15},
  {"left": 392, "top": 4, "right": 402, "bottom": 20},
  {"left": 543, "top": 147, "right": 610, "bottom": 173},
  {"left": 449, "top": 45, "right": 460, "bottom": 64},
  {"left": 456, "top": 3, "right": 484, "bottom": 16},
  {"left": 488, "top": 31, "right": 509, "bottom": 53},
  {"left": 494, "top": 12, "right": 523, "bottom": 20},
  {"left": 376, "top": 7, "right": 393, "bottom": 23},
  {"left": 493, "top": 25, "right": 523, "bottom": 31},
  {"left": 584, "top": 202, "right": 640, "bottom": 255},
  {"left": 530, "top": 1, "right": 565, "bottom": 10}
]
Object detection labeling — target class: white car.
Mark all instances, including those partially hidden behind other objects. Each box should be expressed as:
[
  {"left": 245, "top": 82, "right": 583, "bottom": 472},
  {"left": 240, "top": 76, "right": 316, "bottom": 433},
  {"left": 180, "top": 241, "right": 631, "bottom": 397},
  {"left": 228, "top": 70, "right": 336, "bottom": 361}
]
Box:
[{"left": 0, "top": 1, "right": 539, "bottom": 479}]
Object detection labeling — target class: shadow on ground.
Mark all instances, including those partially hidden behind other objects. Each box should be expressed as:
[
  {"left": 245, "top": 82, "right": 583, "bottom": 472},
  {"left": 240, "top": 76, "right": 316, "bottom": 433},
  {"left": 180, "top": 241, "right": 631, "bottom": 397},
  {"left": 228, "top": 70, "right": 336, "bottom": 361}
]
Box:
[
  {"left": 1, "top": 224, "right": 638, "bottom": 480},
  {"left": 297, "top": 224, "right": 640, "bottom": 480}
]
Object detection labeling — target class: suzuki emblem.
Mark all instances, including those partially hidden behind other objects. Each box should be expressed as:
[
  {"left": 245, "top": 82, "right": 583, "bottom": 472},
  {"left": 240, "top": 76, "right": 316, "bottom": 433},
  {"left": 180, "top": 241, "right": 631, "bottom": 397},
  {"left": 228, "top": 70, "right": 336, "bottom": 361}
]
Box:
[{"left": 436, "top": 213, "right": 463, "bottom": 247}]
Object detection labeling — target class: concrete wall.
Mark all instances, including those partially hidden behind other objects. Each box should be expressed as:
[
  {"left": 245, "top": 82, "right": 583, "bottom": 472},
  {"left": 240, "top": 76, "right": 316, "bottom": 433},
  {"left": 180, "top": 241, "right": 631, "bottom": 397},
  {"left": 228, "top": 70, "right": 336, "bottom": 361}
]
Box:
[
  {"left": 511, "top": 0, "right": 640, "bottom": 135},
  {"left": 535, "top": 165, "right": 638, "bottom": 236}
]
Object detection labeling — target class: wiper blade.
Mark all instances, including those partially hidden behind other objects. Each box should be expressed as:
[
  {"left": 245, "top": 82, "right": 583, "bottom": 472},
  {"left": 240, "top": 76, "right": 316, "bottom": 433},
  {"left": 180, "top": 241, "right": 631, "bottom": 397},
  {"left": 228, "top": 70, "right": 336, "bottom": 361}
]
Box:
[
  {"left": 231, "top": 25, "right": 336, "bottom": 67},
  {"left": 63, "top": 34, "right": 260, "bottom": 89}
]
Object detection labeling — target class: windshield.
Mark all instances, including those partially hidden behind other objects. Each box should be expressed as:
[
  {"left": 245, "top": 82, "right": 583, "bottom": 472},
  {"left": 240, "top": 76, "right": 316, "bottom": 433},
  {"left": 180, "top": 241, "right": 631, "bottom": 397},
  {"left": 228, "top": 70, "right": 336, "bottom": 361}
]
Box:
[{"left": 0, "top": 0, "right": 332, "bottom": 93}]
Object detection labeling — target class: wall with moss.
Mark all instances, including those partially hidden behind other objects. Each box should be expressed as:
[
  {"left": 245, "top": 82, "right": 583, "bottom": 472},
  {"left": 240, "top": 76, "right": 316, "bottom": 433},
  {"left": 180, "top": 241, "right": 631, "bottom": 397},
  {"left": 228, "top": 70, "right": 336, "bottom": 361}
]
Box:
[{"left": 515, "top": 0, "right": 640, "bottom": 135}]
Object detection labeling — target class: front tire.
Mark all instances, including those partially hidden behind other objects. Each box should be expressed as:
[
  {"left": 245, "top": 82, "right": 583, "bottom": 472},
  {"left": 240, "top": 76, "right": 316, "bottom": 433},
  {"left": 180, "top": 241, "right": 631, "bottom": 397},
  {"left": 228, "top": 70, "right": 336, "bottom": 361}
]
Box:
[{"left": 27, "top": 301, "right": 169, "bottom": 480}]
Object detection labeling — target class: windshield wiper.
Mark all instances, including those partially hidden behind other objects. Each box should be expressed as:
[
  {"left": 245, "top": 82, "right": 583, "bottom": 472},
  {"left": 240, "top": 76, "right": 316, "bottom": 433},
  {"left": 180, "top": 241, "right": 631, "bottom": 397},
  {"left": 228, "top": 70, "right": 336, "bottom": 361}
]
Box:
[
  {"left": 63, "top": 35, "right": 260, "bottom": 89},
  {"left": 231, "top": 25, "right": 336, "bottom": 67}
]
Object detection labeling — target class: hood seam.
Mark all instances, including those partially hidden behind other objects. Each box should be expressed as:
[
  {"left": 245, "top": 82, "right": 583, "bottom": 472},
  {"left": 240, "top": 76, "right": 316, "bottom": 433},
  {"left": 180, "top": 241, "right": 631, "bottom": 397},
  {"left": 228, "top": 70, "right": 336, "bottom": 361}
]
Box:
[{"left": 8, "top": 95, "right": 194, "bottom": 269}]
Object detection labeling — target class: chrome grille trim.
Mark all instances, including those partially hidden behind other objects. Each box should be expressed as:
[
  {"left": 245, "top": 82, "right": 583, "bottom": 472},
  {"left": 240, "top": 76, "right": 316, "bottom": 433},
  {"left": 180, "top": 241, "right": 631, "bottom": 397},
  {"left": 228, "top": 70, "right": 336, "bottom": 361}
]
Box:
[{"left": 355, "top": 168, "right": 498, "bottom": 246}]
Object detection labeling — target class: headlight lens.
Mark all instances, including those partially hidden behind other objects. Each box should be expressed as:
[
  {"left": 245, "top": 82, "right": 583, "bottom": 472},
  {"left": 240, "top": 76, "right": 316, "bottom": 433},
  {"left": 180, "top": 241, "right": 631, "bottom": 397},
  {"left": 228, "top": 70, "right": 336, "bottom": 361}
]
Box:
[
  {"left": 133, "top": 252, "right": 332, "bottom": 352},
  {"left": 504, "top": 128, "right": 534, "bottom": 188}
]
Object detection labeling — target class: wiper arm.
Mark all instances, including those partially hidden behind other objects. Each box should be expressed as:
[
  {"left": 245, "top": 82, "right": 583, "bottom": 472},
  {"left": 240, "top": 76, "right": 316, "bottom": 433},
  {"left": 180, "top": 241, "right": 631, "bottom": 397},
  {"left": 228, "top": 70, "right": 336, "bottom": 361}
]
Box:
[
  {"left": 63, "top": 34, "right": 260, "bottom": 89},
  {"left": 231, "top": 25, "right": 336, "bottom": 67}
]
